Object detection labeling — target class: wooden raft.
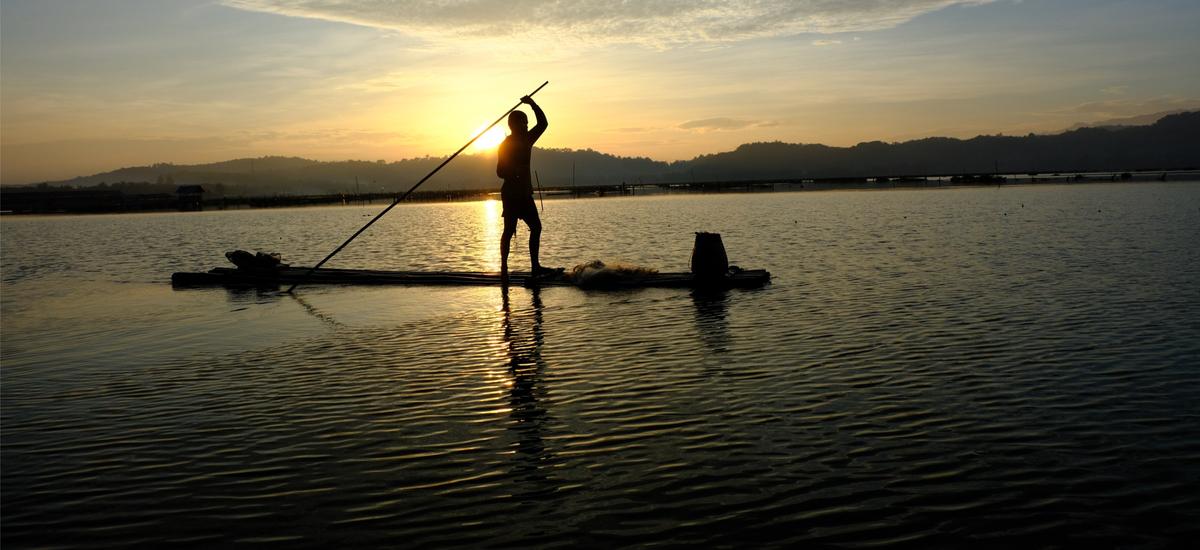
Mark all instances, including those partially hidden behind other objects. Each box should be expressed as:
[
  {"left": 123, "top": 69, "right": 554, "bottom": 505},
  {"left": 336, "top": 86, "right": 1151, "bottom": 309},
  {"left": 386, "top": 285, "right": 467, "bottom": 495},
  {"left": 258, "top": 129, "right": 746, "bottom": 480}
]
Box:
[{"left": 171, "top": 266, "right": 771, "bottom": 289}]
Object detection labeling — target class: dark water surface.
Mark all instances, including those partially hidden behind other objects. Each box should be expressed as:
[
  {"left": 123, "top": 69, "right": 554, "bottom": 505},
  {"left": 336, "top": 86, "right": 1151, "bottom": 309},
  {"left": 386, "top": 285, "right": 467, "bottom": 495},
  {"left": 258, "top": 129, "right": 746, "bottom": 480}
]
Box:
[{"left": 4, "top": 183, "right": 1200, "bottom": 547}]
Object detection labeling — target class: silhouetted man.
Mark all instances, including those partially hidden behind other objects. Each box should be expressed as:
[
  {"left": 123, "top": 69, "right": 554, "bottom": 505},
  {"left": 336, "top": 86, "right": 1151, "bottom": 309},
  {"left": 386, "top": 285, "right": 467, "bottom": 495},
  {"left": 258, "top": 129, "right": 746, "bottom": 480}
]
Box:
[{"left": 497, "top": 95, "right": 549, "bottom": 279}]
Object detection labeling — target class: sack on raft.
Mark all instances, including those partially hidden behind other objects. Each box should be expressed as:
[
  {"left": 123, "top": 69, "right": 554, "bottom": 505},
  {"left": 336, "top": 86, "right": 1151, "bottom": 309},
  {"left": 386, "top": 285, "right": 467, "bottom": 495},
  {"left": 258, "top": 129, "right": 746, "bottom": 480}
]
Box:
[{"left": 225, "top": 250, "right": 288, "bottom": 270}]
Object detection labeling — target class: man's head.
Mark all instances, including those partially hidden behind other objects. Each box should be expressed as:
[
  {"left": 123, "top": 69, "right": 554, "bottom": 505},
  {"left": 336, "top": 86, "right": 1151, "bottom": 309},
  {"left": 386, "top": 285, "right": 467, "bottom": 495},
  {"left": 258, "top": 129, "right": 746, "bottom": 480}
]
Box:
[{"left": 508, "top": 110, "right": 528, "bottom": 133}]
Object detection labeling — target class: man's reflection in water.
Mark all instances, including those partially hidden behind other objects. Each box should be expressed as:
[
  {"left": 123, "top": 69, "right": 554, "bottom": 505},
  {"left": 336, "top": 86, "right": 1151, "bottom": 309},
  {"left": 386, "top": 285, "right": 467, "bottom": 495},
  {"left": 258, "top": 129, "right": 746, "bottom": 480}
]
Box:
[
  {"left": 692, "top": 289, "right": 733, "bottom": 355},
  {"left": 501, "top": 286, "right": 555, "bottom": 490}
]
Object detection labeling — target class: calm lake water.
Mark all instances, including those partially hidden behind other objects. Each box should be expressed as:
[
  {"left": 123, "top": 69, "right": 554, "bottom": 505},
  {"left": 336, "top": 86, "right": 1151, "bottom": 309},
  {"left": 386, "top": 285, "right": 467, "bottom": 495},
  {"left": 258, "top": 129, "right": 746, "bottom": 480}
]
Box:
[{"left": 3, "top": 183, "right": 1200, "bottom": 547}]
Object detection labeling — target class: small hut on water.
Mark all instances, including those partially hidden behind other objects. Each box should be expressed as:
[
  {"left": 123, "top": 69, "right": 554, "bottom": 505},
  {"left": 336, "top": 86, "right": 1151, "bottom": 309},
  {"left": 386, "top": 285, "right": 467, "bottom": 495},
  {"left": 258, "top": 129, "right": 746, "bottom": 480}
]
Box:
[{"left": 175, "top": 185, "right": 205, "bottom": 211}]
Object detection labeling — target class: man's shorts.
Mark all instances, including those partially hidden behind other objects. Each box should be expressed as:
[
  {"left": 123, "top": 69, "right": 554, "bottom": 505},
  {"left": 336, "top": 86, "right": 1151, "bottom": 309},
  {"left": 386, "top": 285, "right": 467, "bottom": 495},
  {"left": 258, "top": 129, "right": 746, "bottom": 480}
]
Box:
[{"left": 501, "top": 184, "right": 538, "bottom": 222}]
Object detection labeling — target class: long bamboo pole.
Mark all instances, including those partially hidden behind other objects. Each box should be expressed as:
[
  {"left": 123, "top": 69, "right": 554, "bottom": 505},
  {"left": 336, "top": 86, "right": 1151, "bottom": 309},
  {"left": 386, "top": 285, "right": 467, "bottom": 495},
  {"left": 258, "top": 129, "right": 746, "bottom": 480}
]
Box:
[
  {"left": 286, "top": 81, "right": 549, "bottom": 293},
  {"left": 534, "top": 170, "right": 545, "bottom": 212}
]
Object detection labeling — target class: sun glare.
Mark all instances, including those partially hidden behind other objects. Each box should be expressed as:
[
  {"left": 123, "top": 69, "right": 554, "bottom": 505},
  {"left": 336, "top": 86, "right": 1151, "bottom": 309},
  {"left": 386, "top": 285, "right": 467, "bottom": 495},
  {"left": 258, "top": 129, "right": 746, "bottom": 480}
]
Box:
[{"left": 472, "top": 125, "right": 506, "bottom": 151}]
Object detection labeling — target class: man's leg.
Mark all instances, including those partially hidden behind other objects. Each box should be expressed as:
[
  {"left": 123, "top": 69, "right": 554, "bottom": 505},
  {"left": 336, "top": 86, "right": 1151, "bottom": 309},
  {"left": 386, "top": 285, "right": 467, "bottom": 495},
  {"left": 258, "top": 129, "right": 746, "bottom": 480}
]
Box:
[
  {"left": 501, "top": 216, "right": 518, "bottom": 276},
  {"left": 526, "top": 213, "right": 543, "bottom": 271}
]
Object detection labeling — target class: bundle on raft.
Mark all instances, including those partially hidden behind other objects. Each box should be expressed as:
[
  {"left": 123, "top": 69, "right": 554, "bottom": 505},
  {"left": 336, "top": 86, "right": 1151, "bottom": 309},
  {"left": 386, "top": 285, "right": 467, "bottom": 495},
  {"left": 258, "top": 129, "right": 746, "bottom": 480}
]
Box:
[{"left": 566, "top": 260, "right": 661, "bottom": 289}]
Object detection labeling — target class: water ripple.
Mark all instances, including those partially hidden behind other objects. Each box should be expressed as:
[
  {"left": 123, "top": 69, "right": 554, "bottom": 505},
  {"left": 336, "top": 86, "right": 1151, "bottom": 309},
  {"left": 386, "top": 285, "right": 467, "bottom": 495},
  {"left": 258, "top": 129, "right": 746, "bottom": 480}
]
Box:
[{"left": 5, "top": 184, "right": 1200, "bottom": 547}]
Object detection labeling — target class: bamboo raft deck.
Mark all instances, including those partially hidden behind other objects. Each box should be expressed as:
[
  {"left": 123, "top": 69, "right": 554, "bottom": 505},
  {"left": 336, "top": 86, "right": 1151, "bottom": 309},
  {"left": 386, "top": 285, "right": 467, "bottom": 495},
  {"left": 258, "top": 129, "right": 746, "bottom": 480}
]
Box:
[{"left": 171, "top": 266, "right": 771, "bottom": 289}]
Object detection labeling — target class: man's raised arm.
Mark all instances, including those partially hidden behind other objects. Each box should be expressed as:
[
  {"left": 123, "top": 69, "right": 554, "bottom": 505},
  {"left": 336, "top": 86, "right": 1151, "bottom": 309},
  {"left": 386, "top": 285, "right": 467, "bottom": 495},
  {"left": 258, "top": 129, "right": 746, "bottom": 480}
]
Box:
[{"left": 522, "top": 95, "right": 548, "bottom": 141}]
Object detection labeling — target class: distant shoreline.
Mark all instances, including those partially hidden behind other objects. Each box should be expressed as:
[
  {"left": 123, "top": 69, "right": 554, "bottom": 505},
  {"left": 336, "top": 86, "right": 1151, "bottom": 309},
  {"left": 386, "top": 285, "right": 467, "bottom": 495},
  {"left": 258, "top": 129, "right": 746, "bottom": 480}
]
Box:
[{"left": 2, "top": 170, "right": 1197, "bottom": 216}]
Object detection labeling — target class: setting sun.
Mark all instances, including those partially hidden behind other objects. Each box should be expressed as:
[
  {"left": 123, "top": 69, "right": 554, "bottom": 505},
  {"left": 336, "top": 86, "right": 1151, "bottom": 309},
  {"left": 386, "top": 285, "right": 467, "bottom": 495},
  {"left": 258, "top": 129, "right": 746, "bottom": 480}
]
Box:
[{"left": 471, "top": 125, "right": 506, "bottom": 151}]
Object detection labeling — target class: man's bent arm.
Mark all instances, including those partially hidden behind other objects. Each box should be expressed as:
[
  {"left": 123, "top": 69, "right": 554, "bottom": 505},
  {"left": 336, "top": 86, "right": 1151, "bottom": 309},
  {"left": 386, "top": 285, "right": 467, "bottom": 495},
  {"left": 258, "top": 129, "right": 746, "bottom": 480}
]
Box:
[{"left": 527, "top": 98, "right": 548, "bottom": 141}]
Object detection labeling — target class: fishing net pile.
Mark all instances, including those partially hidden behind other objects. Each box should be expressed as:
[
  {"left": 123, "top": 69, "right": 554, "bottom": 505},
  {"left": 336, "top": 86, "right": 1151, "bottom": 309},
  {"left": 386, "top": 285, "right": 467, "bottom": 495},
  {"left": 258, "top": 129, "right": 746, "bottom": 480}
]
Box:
[{"left": 566, "top": 260, "right": 658, "bottom": 289}]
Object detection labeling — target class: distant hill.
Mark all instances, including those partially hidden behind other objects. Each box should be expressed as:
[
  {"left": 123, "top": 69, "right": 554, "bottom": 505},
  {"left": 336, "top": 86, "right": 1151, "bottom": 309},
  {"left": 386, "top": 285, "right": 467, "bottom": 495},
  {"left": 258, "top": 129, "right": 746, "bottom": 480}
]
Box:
[
  {"left": 11, "top": 111, "right": 1198, "bottom": 196},
  {"left": 18, "top": 149, "right": 675, "bottom": 196},
  {"left": 1063, "top": 109, "right": 1198, "bottom": 131},
  {"left": 687, "top": 111, "right": 1200, "bottom": 180}
]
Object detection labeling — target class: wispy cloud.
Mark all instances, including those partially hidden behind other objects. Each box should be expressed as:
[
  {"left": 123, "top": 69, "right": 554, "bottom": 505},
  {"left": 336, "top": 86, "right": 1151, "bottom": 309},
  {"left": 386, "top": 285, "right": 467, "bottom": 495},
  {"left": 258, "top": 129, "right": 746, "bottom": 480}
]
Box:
[
  {"left": 811, "top": 39, "right": 843, "bottom": 46},
  {"left": 679, "top": 117, "right": 772, "bottom": 131},
  {"left": 223, "top": 0, "right": 994, "bottom": 47},
  {"left": 1057, "top": 96, "right": 1200, "bottom": 118}
]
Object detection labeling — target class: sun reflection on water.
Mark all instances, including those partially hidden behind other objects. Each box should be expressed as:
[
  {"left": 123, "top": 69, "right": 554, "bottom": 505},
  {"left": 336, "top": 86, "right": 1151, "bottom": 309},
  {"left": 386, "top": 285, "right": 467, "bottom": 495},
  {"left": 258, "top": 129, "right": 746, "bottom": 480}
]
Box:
[{"left": 481, "top": 199, "right": 502, "bottom": 271}]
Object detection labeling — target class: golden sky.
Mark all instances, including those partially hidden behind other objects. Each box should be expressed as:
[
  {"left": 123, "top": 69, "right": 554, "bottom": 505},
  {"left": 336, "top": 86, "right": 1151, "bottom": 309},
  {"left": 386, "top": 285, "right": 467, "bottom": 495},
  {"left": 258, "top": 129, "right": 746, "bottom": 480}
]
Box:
[{"left": 2, "top": 0, "right": 1198, "bottom": 184}]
